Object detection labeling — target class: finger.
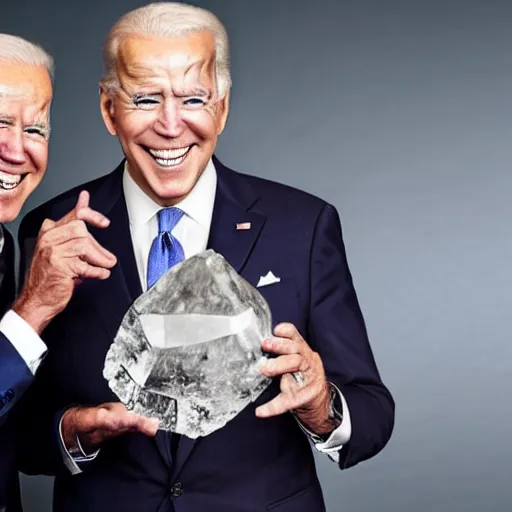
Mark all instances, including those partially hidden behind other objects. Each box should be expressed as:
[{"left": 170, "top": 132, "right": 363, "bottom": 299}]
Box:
[
  {"left": 84, "top": 233, "right": 117, "bottom": 265},
  {"left": 100, "top": 403, "right": 159, "bottom": 435},
  {"left": 256, "top": 373, "right": 313, "bottom": 418},
  {"left": 76, "top": 206, "right": 110, "bottom": 229},
  {"left": 273, "top": 322, "right": 302, "bottom": 341},
  {"left": 69, "top": 259, "right": 111, "bottom": 280},
  {"left": 134, "top": 416, "right": 160, "bottom": 437},
  {"left": 61, "top": 237, "right": 116, "bottom": 269},
  {"left": 38, "top": 218, "right": 56, "bottom": 235},
  {"left": 259, "top": 354, "right": 307, "bottom": 377},
  {"left": 261, "top": 337, "right": 302, "bottom": 356},
  {"left": 40, "top": 221, "right": 116, "bottom": 266},
  {"left": 95, "top": 406, "right": 143, "bottom": 432},
  {"left": 255, "top": 389, "right": 297, "bottom": 418},
  {"left": 108, "top": 411, "right": 158, "bottom": 435},
  {"left": 37, "top": 219, "right": 89, "bottom": 248}
]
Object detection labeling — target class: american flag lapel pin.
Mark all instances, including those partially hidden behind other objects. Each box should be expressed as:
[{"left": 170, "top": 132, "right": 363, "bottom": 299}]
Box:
[{"left": 236, "top": 222, "right": 251, "bottom": 230}]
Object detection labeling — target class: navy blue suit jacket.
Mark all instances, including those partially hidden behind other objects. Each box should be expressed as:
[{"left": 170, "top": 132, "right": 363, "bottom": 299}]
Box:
[
  {"left": 16, "top": 158, "right": 394, "bottom": 512},
  {"left": 0, "top": 227, "right": 28, "bottom": 512}
]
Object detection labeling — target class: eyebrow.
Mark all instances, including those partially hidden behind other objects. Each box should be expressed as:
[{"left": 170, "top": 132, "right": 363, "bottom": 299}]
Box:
[
  {"left": 130, "top": 87, "right": 212, "bottom": 98},
  {"left": 185, "top": 87, "right": 210, "bottom": 97}
]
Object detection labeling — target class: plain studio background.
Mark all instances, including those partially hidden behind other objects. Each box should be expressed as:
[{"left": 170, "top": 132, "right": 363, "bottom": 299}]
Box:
[{"left": 2, "top": 1, "right": 511, "bottom": 511}]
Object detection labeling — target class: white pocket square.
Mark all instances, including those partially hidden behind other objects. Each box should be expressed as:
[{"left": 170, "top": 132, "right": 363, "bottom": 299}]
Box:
[{"left": 256, "top": 271, "right": 281, "bottom": 288}]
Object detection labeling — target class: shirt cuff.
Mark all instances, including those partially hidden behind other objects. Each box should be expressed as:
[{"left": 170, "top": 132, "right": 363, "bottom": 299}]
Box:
[
  {"left": 58, "top": 413, "right": 100, "bottom": 475},
  {"left": 0, "top": 310, "right": 47, "bottom": 374},
  {"left": 294, "top": 383, "right": 352, "bottom": 464}
]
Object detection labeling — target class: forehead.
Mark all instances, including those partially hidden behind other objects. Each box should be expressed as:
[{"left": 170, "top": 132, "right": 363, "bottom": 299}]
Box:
[
  {"left": 117, "top": 31, "right": 216, "bottom": 82},
  {"left": 0, "top": 61, "right": 52, "bottom": 112}
]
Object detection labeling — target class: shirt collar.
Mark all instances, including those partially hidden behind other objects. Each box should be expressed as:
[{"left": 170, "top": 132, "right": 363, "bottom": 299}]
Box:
[{"left": 123, "top": 159, "right": 217, "bottom": 231}]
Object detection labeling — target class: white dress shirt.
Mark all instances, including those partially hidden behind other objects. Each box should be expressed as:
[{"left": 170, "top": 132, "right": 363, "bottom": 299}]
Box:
[
  {"left": 63, "top": 159, "right": 351, "bottom": 472},
  {"left": 125, "top": 159, "right": 217, "bottom": 292},
  {"left": 0, "top": 311, "right": 47, "bottom": 375}
]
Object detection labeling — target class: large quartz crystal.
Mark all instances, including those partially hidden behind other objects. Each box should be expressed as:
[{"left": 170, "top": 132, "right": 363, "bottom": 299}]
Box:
[{"left": 103, "top": 249, "right": 273, "bottom": 438}]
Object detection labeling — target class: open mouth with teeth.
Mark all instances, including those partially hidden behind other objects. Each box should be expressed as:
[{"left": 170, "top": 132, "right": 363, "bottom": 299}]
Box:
[
  {"left": 0, "top": 170, "right": 27, "bottom": 191},
  {"left": 145, "top": 145, "right": 193, "bottom": 168}
]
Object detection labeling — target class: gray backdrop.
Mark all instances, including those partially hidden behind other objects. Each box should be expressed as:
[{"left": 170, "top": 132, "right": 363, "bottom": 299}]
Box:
[{"left": 2, "top": 0, "right": 511, "bottom": 511}]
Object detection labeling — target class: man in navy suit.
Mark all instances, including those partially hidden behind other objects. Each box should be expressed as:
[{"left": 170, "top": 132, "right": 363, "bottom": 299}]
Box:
[
  {"left": 17, "top": 3, "right": 394, "bottom": 511},
  {"left": 0, "top": 34, "right": 151, "bottom": 512},
  {"left": 0, "top": 33, "right": 58, "bottom": 512}
]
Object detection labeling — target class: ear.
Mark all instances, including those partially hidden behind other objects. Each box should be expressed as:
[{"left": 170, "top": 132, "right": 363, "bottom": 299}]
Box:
[
  {"left": 215, "top": 89, "right": 230, "bottom": 136},
  {"left": 99, "top": 86, "right": 118, "bottom": 136}
]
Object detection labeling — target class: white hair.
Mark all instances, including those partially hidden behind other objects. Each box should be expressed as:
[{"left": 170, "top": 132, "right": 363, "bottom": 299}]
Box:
[
  {"left": 0, "top": 33, "right": 54, "bottom": 83},
  {"left": 101, "top": 2, "right": 231, "bottom": 98}
]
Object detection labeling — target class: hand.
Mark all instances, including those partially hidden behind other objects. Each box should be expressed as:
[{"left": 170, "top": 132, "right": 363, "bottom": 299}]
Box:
[
  {"left": 61, "top": 402, "right": 160, "bottom": 454},
  {"left": 256, "top": 322, "right": 338, "bottom": 435},
  {"left": 13, "top": 191, "right": 117, "bottom": 333}
]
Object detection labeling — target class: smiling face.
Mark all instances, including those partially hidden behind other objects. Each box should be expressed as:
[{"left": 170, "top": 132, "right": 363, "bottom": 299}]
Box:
[
  {"left": 0, "top": 61, "right": 52, "bottom": 222},
  {"left": 100, "top": 30, "right": 230, "bottom": 206}
]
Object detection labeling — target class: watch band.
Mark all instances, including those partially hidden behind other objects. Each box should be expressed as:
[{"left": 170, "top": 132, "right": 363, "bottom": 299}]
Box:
[
  {"left": 67, "top": 434, "right": 89, "bottom": 458},
  {"left": 309, "top": 382, "right": 344, "bottom": 444}
]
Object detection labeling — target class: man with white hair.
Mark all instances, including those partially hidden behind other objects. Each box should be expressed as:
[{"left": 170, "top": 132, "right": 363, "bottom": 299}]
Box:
[
  {"left": 17, "top": 3, "right": 394, "bottom": 511},
  {"left": 0, "top": 34, "right": 152, "bottom": 512}
]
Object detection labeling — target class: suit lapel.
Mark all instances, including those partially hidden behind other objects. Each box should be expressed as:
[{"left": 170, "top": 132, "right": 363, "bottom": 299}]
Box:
[
  {"left": 174, "top": 157, "right": 266, "bottom": 478},
  {"left": 86, "top": 163, "right": 142, "bottom": 340}
]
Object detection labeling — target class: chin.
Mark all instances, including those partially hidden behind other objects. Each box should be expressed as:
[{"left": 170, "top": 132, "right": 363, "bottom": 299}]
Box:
[
  {"left": 0, "top": 205, "right": 22, "bottom": 223},
  {"left": 153, "top": 186, "right": 193, "bottom": 205},
  {"left": 149, "top": 174, "right": 198, "bottom": 204}
]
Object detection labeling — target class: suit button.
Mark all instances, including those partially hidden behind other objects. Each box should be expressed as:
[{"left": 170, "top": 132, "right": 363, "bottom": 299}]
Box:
[{"left": 171, "top": 482, "right": 183, "bottom": 497}]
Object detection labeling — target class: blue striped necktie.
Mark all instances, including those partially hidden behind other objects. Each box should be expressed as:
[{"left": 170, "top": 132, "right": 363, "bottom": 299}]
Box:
[{"left": 147, "top": 207, "right": 185, "bottom": 289}]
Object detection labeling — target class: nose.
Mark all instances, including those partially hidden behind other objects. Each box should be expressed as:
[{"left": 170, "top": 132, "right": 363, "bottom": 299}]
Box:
[
  {"left": 0, "top": 128, "right": 27, "bottom": 165},
  {"left": 153, "top": 99, "right": 185, "bottom": 138}
]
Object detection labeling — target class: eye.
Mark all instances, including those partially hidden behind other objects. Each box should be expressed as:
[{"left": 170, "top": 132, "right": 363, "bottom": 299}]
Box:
[
  {"left": 183, "top": 97, "right": 206, "bottom": 107},
  {"left": 133, "top": 95, "right": 160, "bottom": 107},
  {"left": 24, "top": 127, "right": 46, "bottom": 138}
]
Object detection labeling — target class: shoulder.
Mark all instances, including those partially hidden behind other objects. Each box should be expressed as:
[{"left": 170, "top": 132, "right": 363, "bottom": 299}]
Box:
[{"left": 216, "top": 158, "right": 332, "bottom": 219}]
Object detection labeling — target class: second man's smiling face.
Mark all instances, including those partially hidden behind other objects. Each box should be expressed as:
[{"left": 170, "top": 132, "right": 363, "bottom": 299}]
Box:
[
  {"left": 100, "top": 30, "right": 230, "bottom": 207},
  {"left": 0, "top": 61, "right": 52, "bottom": 223}
]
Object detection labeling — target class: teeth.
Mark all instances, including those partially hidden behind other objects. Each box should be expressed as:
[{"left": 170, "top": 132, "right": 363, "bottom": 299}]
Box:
[
  {"left": 149, "top": 146, "right": 191, "bottom": 159},
  {"left": 0, "top": 170, "right": 21, "bottom": 185},
  {"left": 0, "top": 180, "right": 21, "bottom": 190},
  {"left": 0, "top": 171, "right": 22, "bottom": 190},
  {"left": 154, "top": 155, "right": 187, "bottom": 167}
]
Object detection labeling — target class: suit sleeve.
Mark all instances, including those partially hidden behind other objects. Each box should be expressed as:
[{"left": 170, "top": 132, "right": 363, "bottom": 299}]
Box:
[
  {"left": 307, "top": 203, "right": 395, "bottom": 469},
  {"left": 11, "top": 212, "right": 67, "bottom": 476},
  {"left": 0, "top": 227, "right": 42, "bottom": 425},
  {"left": 0, "top": 331, "right": 34, "bottom": 425}
]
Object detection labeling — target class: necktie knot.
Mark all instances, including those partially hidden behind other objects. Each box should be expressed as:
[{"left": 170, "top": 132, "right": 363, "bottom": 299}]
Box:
[{"left": 158, "top": 207, "right": 184, "bottom": 235}]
